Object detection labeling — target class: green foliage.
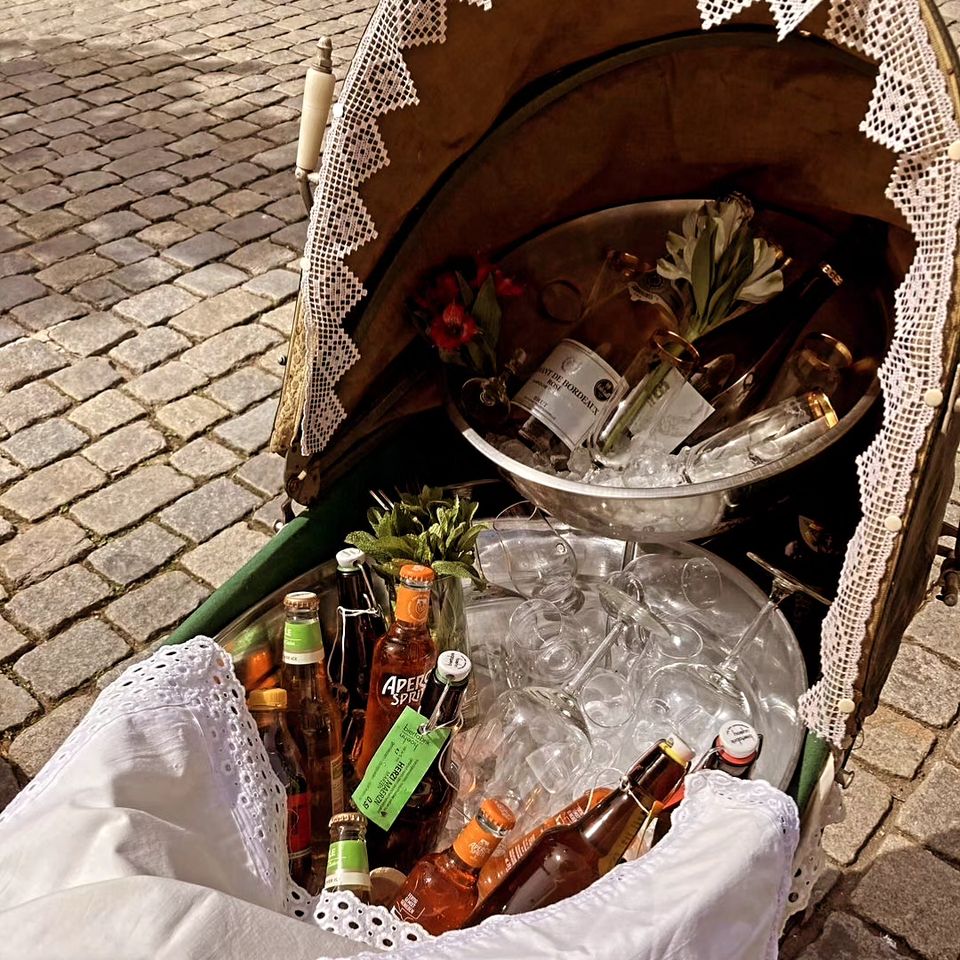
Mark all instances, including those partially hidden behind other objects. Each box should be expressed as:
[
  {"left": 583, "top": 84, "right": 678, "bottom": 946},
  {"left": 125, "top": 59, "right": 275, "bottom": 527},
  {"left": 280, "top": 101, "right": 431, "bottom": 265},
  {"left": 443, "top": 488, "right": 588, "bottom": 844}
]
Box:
[{"left": 345, "top": 486, "right": 487, "bottom": 584}]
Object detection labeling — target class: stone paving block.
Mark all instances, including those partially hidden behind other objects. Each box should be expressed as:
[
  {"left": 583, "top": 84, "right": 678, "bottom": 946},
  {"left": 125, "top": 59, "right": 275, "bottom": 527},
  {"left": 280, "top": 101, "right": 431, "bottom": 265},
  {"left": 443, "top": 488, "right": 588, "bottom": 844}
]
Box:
[
  {"left": 169, "top": 437, "right": 241, "bottom": 480},
  {"left": 213, "top": 396, "right": 279, "bottom": 455},
  {"left": 26, "top": 231, "right": 96, "bottom": 266},
  {"left": 48, "top": 356, "right": 121, "bottom": 401},
  {"left": 8, "top": 694, "right": 97, "bottom": 777},
  {"left": 822, "top": 765, "right": 892, "bottom": 866},
  {"left": 108, "top": 255, "right": 180, "bottom": 293},
  {"left": 45, "top": 150, "right": 106, "bottom": 179},
  {"left": 16, "top": 210, "right": 77, "bottom": 243},
  {"left": 87, "top": 521, "right": 183, "bottom": 587},
  {"left": 181, "top": 324, "right": 281, "bottom": 378},
  {"left": 242, "top": 267, "right": 298, "bottom": 303},
  {"left": 796, "top": 912, "right": 903, "bottom": 960},
  {"left": 0, "top": 252, "right": 31, "bottom": 279},
  {"left": 159, "top": 476, "right": 261, "bottom": 543},
  {"left": 212, "top": 161, "right": 265, "bottom": 188},
  {"left": 851, "top": 833, "right": 960, "bottom": 960},
  {"left": 96, "top": 237, "right": 153, "bottom": 265},
  {"left": 132, "top": 194, "right": 187, "bottom": 221},
  {"left": 113, "top": 283, "right": 198, "bottom": 326},
  {"left": 0, "top": 517, "right": 91, "bottom": 588},
  {"left": 949, "top": 723, "right": 960, "bottom": 765},
  {"left": 0, "top": 418, "right": 88, "bottom": 470},
  {"left": 855, "top": 706, "right": 937, "bottom": 779},
  {"left": 108, "top": 326, "right": 191, "bottom": 373},
  {"left": 0, "top": 381, "right": 70, "bottom": 433},
  {"left": 205, "top": 366, "right": 280, "bottom": 414},
  {"left": 10, "top": 183, "right": 73, "bottom": 214},
  {"left": 48, "top": 311, "right": 133, "bottom": 356},
  {"left": 71, "top": 464, "right": 191, "bottom": 536},
  {"left": 265, "top": 194, "right": 304, "bottom": 224},
  {"left": 175, "top": 205, "right": 229, "bottom": 232},
  {"left": 0, "top": 317, "right": 25, "bottom": 346},
  {"left": 69, "top": 389, "right": 144, "bottom": 435},
  {"left": 0, "top": 618, "right": 31, "bottom": 663},
  {"left": 0, "top": 274, "right": 46, "bottom": 311},
  {"left": 106, "top": 570, "right": 209, "bottom": 642},
  {"left": 272, "top": 221, "right": 307, "bottom": 251},
  {"left": 881, "top": 643, "right": 960, "bottom": 727},
  {"left": 123, "top": 359, "right": 208, "bottom": 407},
  {"left": 14, "top": 620, "right": 129, "bottom": 701},
  {"left": 0, "top": 759, "right": 19, "bottom": 812},
  {"left": 162, "top": 230, "right": 236, "bottom": 268},
  {"left": 169, "top": 287, "right": 269, "bottom": 338},
  {"left": 136, "top": 221, "right": 194, "bottom": 248},
  {"left": 171, "top": 178, "right": 227, "bottom": 204},
  {"left": 61, "top": 170, "right": 119, "bottom": 195},
  {"left": 64, "top": 185, "right": 138, "bottom": 219},
  {"left": 0, "top": 456, "right": 105, "bottom": 521},
  {"left": 11, "top": 292, "right": 87, "bottom": 332},
  {"left": 174, "top": 262, "right": 245, "bottom": 297},
  {"left": 897, "top": 761, "right": 960, "bottom": 860},
  {"left": 236, "top": 450, "right": 285, "bottom": 498},
  {"left": 906, "top": 597, "right": 960, "bottom": 666},
  {"left": 213, "top": 188, "right": 268, "bottom": 217},
  {"left": 0, "top": 675, "right": 38, "bottom": 734},
  {"left": 80, "top": 210, "right": 149, "bottom": 242},
  {"left": 225, "top": 238, "right": 294, "bottom": 274},
  {"left": 6, "top": 563, "right": 110, "bottom": 639},
  {"left": 83, "top": 422, "right": 166, "bottom": 475},
  {"left": 155, "top": 395, "right": 227, "bottom": 439},
  {"left": 182, "top": 522, "right": 269, "bottom": 588},
  {"left": 36, "top": 252, "right": 114, "bottom": 292},
  {"left": 73, "top": 276, "right": 126, "bottom": 309},
  {"left": 217, "top": 211, "right": 282, "bottom": 244}
]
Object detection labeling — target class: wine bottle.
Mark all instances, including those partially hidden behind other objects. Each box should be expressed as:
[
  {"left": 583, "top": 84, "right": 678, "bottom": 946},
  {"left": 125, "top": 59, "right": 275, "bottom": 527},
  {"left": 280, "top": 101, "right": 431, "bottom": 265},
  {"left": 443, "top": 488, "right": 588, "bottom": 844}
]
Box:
[{"left": 469, "top": 738, "right": 692, "bottom": 921}]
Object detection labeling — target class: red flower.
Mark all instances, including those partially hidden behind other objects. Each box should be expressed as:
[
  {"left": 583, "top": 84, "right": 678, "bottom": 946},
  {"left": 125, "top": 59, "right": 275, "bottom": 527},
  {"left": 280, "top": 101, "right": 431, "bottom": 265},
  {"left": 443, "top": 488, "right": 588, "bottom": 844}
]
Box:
[
  {"left": 427, "top": 302, "right": 478, "bottom": 350},
  {"left": 415, "top": 270, "right": 461, "bottom": 311},
  {"left": 474, "top": 259, "right": 523, "bottom": 298}
]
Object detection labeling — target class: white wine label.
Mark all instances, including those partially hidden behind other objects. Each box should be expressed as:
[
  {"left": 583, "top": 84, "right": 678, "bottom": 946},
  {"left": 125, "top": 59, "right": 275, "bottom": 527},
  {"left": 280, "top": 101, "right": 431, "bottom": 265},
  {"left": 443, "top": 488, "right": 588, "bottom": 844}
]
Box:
[
  {"left": 628, "top": 367, "right": 715, "bottom": 453},
  {"left": 513, "top": 339, "right": 625, "bottom": 448}
]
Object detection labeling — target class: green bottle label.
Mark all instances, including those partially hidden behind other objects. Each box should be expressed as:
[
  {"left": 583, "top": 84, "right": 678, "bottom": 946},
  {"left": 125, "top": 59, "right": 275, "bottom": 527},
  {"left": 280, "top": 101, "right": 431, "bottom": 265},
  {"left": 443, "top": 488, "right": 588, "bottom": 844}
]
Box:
[
  {"left": 324, "top": 840, "right": 370, "bottom": 890},
  {"left": 283, "top": 621, "right": 324, "bottom": 665},
  {"left": 351, "top": 706, "right": 450, "bottom": 831}
]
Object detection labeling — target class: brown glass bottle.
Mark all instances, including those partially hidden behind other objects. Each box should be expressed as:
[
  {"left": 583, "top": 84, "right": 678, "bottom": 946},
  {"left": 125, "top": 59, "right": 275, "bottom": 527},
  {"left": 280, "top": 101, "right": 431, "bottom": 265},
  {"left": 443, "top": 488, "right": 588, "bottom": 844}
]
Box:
[
  {"left": 367, "top": 650, "right": 471, "bottom": 873},
  {"left": 470, "top": 738, "right": 693, "bottom": 921},
  {"left": 356, "top": 564, "right": 437, "bottom": 777},
  {"left": 328, "top": 548, "right": 386, "bottom": 788},
  {"left": 281, "top": 591, "right": 345, "bottom": 888},
  {"left": 248, "top": 687, "right": 312, "bottom": 887},
  {"left": 324, "top": 812, "right": 372, "bottom": 903},
  {"left": 392, "top": 798, "right": 516, "bottom": 935}
]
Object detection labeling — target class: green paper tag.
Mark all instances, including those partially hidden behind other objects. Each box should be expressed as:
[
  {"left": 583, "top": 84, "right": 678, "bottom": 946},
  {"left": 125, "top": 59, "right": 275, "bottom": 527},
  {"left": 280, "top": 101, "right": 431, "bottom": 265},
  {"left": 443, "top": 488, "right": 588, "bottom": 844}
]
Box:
[{"left": 351, "top": 706, "right": 450, "bottom": 831}]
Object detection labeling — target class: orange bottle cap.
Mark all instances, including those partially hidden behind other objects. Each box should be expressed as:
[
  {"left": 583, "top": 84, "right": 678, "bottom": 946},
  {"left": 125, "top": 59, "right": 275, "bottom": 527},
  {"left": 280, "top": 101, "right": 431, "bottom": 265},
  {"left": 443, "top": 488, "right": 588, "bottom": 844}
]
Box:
[
  {"left": 399, "top": 563, "right": 435, "bottom": 584},
  {"left": 248, "top": 687, "right": 287, "bottom": 710},
  {"left": 478, "top": 798, "right": 517, "bottom": 834}
]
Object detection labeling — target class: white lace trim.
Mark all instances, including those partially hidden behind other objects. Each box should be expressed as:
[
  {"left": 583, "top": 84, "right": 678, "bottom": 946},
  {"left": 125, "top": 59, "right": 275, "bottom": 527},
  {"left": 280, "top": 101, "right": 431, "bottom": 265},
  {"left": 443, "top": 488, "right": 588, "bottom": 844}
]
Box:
[{"left": 299, "top": 0, "right": 960, "bottom": 747}]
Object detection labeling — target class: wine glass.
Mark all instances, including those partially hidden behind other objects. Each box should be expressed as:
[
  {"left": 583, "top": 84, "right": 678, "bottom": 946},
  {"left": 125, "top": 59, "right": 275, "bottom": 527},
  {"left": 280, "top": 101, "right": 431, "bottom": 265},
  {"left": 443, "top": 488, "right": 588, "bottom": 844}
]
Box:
[
  {"left": 621, "top": 553, "right": 723, "bottom": 619},
  {"left": 503, "top": 599, "right": 591, "bottom": 690}
]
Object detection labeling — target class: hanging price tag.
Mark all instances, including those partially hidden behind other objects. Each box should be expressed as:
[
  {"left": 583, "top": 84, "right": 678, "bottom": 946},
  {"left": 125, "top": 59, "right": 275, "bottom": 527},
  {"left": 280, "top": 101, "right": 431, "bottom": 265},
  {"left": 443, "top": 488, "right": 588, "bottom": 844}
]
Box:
[{"left": 351, "top": 707, "right": 450, "bottom": 831}]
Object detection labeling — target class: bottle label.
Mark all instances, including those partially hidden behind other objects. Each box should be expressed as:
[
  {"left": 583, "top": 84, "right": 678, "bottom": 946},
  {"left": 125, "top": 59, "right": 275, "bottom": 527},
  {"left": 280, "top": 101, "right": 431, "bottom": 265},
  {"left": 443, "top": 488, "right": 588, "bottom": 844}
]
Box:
[
  {"left": 513, "top": 339, "right": 625, "bottom": 448},
  {"left": 379, "top": 671, "right": 430, "bottom": 708},
  {"left": 287, "top": 791, "right": 312, "bottom": 856},
  {"left": 453, "top": 820, "right": 497, "bottom": 869},
  {"left": 392, "top": 890, "right": 426, "bottom": 924},
  {"left": 330, "top": 753, "right": 344, "bottom": 813},
  {"left": 324, "top": 840, "right": 370, "bottom": 890},
  {"left": 283, "top": 621, "right": 325, "bottom": 664},
  {"left": 626, "top": 367, "right": 715, "bottom": 453},
  {"left": 395, "top": 585, "right": 431, "bottom": 625},
  {"left": 351, "top": 706, "right": 450, "bottom": 831}
]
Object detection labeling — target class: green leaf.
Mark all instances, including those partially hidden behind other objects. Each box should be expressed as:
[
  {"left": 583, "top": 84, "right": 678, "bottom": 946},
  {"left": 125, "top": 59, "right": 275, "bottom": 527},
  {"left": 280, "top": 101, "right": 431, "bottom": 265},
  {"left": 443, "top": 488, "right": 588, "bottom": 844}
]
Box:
[
  {"left": 690, "top": 219, "right": 715, "bottom": 321},
  {"left": 344, "top": 531, "right": 382, "bottom": 556},
  {"left": 432, "top": 560, "right": 484, "bottom": 584},
  {"left": 465, "top": 339, "right": 486, "bottom": 373},
  {"left": 471, "top": 274, "right": 501, "bottom": 349},
  {"left": 455, "top": 272, "right": 475, "bottom": 310}
]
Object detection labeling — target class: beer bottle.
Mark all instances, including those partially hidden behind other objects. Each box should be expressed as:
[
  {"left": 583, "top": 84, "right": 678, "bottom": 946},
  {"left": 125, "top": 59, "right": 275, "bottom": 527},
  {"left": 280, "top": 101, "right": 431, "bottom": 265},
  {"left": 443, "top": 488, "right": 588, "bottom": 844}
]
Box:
[
  {"left": 328, "top": 547, "right": 385, "bottom": 786},
  {"left": 248, "top": 688, "right": 312, "bottom": 887},
  {"left": 356, "top": 564, "right": 437, "bottom": 777},
  {"left": 367, "top": 650, "right": 471, "bottom": 873},
  {"left": 478, "top": 785, "right": 612, "bottom": 899},
  {"left": 324, "top": 812, "right": 372, "bottom": 903},
  {"left": 281, "top": 591, "right": 345, "bottom": 886},
  {"left": 392, "top": 798, "right": 517, "bottom": 935},
  {"left": 470, "top": 738, "right": 692, "bottom": 921}
]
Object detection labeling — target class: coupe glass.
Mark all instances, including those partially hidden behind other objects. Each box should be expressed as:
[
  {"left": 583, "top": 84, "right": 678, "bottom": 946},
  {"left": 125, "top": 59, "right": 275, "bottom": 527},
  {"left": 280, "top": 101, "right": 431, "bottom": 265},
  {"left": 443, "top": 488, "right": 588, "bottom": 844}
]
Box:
[{"left": 503, "top": 599, "right": 590, "bottom": 689}]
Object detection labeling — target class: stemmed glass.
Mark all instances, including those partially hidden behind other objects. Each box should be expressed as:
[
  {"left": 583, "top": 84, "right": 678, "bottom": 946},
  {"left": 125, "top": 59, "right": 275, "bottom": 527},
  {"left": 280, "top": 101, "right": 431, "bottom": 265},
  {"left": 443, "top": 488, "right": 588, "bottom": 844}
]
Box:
[
  {"left": 637, "top": 552, "right": 831, "bottom": 751},
  {"left": 502, "top": 599, "right": 591, "bottom": 690}
]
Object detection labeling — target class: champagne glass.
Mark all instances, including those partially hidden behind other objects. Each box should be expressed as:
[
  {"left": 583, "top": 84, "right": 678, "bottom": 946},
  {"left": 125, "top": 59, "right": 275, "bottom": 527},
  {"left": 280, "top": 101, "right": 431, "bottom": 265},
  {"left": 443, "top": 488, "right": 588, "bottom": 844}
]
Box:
[
  {"left": 762, "top": 332, "right": 853, "bottom": 407},
  {"left": 503, "top": 599, "right": 591, "bottom": 690},
  {"left": 459, "top": 349, "right": 528, "bottom": 429},
  {"left": 621, "top": 553, "right": 723, "bottom": 619}
]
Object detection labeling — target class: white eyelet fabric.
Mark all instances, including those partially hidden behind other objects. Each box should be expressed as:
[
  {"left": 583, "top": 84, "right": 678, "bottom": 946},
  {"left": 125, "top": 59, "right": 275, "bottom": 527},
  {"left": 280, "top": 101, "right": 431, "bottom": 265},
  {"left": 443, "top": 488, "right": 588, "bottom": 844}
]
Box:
[{"left": 299, "top": 0, "right": 960, "bottom": 747}]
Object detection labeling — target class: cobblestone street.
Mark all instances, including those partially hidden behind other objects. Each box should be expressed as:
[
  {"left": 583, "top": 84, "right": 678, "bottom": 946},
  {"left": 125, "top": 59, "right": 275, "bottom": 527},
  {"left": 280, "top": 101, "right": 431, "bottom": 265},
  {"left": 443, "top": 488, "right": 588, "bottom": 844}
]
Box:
[{"left": 0, "top": 1, "right": 960, "bottom": 957}]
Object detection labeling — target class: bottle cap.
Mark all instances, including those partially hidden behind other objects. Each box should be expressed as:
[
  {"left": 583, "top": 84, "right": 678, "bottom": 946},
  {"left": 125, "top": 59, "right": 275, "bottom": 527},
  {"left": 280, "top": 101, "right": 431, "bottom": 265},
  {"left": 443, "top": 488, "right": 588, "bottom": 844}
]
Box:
[
  {"left": 802, "top": 391, "right": 839, "bottom": 429},
  {"left": 248, "top": 687, "right": 287, "bottom": 710},
  {"left": 477, "top": 798, "right": 517, "bottom": 835},
  {"left": 662, "top": 736, "right": 694, "bottom": 765},
  {"left": 435, "top": 650, "right": 472, "bottom": 685},
  {"left": 284, "top": 591, "right": 319, "bottom": 613},
  {"left": 717, "top": 721, "right": 760, "bottom": 761},
  {"left": 336, "top": 547, "right": 365, "bottom": 570},
  {"left": 329, "top": 811, "right": 367, "bottom": 833},
  {"left": 399, "top": 563, "right": 435, "bottom": 584}
]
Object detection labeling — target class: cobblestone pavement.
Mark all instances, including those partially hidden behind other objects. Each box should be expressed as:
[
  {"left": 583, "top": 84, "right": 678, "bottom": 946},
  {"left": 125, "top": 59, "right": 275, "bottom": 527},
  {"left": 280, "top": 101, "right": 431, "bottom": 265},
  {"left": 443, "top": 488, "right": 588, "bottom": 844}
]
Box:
[{"left": 2, "top": 2, "right": 960, "bottom": 958}]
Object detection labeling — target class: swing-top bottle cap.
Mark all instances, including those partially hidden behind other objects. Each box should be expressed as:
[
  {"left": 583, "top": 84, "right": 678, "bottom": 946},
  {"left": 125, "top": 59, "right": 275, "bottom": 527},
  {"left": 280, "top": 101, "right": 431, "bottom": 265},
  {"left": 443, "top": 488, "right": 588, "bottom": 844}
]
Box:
[
  {"left": 336, "top": 547, "right": 365, "bottom": 570},
  {"left": 435, "top": 650, "right": 472, "bottom": 685},
  {"left": 284, "top": 590, "right": 319, "bottom": 613},
  {"left": 662, "top": 736, "right": 694, "bottom": 765},
  {"left": 400, "top": 563, "right": 435, "bottom": 584},
  {"left": 717, "top": 720, "right": 760, "bottom": 760},
  {"left": 248, "top": 688, "right": 287, "bottom": 710}
]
